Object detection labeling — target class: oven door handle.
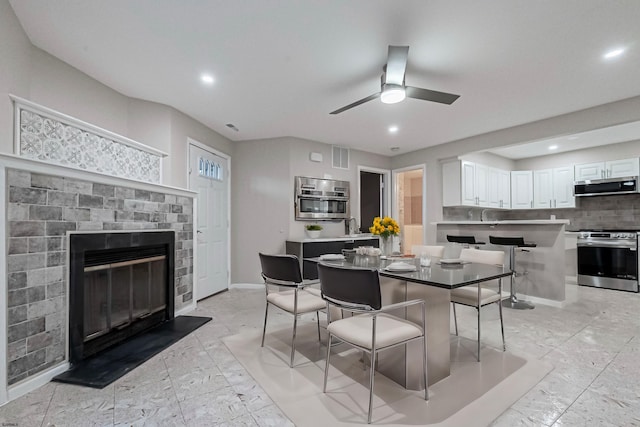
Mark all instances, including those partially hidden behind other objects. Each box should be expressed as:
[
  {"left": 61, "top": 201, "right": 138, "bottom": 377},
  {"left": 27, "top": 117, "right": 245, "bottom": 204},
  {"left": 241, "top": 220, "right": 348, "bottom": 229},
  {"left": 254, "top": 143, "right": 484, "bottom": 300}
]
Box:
[{"left": 577, "top": 240, "right": 637, "bottom": 249}]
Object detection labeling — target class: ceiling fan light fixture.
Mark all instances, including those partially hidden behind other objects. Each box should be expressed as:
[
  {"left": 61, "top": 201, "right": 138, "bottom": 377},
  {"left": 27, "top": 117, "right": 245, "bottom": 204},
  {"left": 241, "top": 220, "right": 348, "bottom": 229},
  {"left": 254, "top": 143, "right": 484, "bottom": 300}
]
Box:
[{"left": 380, "top": 84, "right": 406, "bottom": 104}]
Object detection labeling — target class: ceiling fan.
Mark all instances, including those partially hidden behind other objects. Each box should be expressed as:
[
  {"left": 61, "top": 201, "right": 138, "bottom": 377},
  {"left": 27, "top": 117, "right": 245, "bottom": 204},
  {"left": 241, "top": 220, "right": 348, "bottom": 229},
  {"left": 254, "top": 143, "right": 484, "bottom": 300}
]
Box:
[{"left": 330, "top": 45, "right": 460, "bottom": 115}]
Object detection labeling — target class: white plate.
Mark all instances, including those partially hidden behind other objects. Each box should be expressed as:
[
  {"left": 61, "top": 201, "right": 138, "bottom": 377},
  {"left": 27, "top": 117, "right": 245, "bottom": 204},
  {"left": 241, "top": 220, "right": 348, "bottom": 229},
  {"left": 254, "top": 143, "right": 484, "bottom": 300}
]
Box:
[
  {"left": 385, "top": 262, "right": 417, "bottom": 272},
  {"left": 439, "top": 258, "right": 463, "bottom": 264},
  {"left": 320, "top": 254, "right": 345, "bottom": 261},
  {"left": 385, "top": 266, "right": 417, "bottom": 272}
]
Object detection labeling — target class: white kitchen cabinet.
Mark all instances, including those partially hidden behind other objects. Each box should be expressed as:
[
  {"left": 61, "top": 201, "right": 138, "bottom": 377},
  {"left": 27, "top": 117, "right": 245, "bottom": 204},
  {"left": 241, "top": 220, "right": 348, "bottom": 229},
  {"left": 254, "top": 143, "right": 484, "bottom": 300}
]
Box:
[
  {"left": 488, "top": 167, "right": 511, "bottom": 208},
  {"left": 511, "top": 170, "right": 533, "bottom": 209},
  {"left": 442, "top": 160, "right": 490, "bottom": 207},
  {"left": 534, "top": 166, "right": 575, "bottom": 209},
  {"left": 575, "top": 158, "right": 639, "bottom": 181}
]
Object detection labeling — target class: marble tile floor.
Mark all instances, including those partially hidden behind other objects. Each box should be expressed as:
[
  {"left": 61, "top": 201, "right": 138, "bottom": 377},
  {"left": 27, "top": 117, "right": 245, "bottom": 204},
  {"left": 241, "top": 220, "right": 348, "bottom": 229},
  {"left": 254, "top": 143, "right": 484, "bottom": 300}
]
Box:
[{"left": 1, "top": 283, "right": 639, "bottom": 426}]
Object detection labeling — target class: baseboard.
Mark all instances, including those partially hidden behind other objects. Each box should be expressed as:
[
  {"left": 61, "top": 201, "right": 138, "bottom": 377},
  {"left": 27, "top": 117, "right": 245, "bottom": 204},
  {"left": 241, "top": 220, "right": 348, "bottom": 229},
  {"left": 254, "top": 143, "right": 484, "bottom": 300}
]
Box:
[
  {"left": 230, "top": 283, "right": 263, "bottom": 290},
  {"left": 5, "top": 362, "right": 70, "bottom": 405}
]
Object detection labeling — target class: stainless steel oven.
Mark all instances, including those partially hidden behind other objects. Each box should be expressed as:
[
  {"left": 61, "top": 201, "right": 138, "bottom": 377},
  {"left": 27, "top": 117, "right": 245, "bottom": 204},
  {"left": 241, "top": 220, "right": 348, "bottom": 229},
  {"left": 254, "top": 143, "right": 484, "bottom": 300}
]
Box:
[
  {"left": 577, "top": 230, "right": 639, "bottom": 292},
  {"left": 294, "top": 176, "right": 350, "bottom": 220}
]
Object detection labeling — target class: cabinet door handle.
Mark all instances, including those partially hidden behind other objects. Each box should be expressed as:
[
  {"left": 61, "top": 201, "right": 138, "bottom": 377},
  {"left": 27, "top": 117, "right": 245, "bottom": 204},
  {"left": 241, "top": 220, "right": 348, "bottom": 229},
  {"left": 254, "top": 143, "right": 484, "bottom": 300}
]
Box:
[
  {"left": 549, "top": 199, "right": 552, "bottom": 207},
  {"left": 530, "top": 200, "right": 533, "bottom": 208}
]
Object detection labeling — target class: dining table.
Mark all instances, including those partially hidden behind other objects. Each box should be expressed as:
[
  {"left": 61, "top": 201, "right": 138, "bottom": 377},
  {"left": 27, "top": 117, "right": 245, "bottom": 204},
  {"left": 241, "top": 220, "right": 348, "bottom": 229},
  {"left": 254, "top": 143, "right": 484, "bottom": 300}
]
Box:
[{"left": 311, "top": 254, "right": 513, "bottom": 390}]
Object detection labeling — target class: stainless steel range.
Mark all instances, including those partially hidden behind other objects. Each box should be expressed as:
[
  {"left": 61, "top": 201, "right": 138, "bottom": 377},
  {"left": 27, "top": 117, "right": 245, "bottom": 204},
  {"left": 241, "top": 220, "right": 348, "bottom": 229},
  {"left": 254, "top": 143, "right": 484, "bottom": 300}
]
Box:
[{"left": 577, "top": 230, "right": 639, "bottom": 292}]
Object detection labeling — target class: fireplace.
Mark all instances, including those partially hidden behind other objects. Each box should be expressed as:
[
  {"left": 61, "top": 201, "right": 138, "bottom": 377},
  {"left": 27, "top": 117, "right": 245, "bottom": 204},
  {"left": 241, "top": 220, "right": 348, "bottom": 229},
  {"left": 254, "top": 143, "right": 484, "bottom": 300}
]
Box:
[{"left": 68, "top": 231, "right": 175, "bottom": 363}]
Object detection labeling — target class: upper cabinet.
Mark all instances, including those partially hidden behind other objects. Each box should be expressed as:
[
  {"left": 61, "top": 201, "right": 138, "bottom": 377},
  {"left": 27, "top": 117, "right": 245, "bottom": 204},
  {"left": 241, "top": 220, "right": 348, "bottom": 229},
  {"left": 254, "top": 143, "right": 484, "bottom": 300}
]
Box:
[
  {"left": 443, "top": 160, "right": 505, "bottom": 208},
  {"left": 488, "top": 167, "right": 511, "bottom": 208},
  {"left": 533, "top": 166, "right": 575, "bottom": 209},
  {"left": 575, "top": 158, "right": 640, "bottom": 181},
  {"left": 511, "top": 170, "right": 533, "bottom": 209}
]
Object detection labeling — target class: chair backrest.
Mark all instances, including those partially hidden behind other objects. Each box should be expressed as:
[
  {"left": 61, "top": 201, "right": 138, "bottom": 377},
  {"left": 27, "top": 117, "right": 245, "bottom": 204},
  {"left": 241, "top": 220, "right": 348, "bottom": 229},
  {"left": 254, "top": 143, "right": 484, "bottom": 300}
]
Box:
[
  {"left": 447, "top": 235, "right": 477, "bottom": 244},
  {"left": 489, "top": 236, "right": 525, "bottom": 247},
  {"left": 459, "top": 248, "right": 504, "bottom": 266},
  {"left": 258, "top": 253, "right": 302, "bottom": 286},
  {"left": 411, "top": 245, "right": 445, "bottom": 258},
  {"left": 317, "top": 263, "right": 381, "bottom": 311}
]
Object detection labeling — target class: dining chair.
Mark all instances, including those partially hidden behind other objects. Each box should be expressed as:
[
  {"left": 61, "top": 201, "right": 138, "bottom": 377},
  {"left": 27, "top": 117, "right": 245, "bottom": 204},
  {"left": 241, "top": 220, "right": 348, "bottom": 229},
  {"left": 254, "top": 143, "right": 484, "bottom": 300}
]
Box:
[
  {"left": 410, "top": 245, "right": 445, "bottom": 258},
  {"left": 451, "top": 248, "right": 506, "bottom": 361},
  {"left": 317, "top": 262, "right": 428, "bottom": 424},
  {"left": 258, "top": 253, "right": 326, "bottom": 367}
]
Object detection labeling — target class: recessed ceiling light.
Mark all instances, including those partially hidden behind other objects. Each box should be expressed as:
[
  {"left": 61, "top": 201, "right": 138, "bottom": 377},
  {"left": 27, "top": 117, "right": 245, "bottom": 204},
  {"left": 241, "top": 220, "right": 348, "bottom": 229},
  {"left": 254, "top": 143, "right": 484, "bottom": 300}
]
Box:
[
  {"left": 201, "top": 74, "right": 214, "bottom": 84},
  {"left": 390, "top": 147, "right": 400, "bottom": 152},
  {"left": 388, "top": 125, "right": 399, "bottom": 133},
  {"left": 603, "top": 47, "right": 625, "bottom": 60},
  {"left": 548, "top": 145, "right": 558, "bottom": 150}
]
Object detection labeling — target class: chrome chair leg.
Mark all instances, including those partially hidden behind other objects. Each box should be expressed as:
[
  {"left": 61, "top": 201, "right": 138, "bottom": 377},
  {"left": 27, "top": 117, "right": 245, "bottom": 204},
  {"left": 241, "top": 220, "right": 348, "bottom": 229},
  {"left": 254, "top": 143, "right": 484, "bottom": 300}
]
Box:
[
  {"left": 290, "top": 313, "right": 298, "bottom": 368},
  {"left": 499, "top": 298, "right": 506, "bottom": 351},
  {"left": 261, "top": 302, "right": 269, "bottom": 347},
  {"left": 368, "top": 349, "right": 376, "bottom": 424},
  {"left": 452, "top": 303, "right": 459, "bottom": 335},
  {"left": 476, "top": 306, "right": 481, "bottom": 362},
  {"left": 323, "top": 334, "right": 332, "bottom": 392}
]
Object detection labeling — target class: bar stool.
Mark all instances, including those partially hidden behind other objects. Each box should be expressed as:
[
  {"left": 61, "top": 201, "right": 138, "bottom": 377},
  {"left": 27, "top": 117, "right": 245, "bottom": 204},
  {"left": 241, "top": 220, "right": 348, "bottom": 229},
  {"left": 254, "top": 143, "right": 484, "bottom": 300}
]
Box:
[
  {"left": 488, "top": 236, "right": 536, "bottom": 310},
  {"left": 446, "top": 235, "right": 486, "bottom": 249}
]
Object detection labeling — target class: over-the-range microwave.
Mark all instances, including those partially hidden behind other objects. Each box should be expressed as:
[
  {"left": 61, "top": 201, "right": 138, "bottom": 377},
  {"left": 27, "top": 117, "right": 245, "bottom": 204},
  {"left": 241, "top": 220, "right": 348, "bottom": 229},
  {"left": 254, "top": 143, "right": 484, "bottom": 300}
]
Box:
[
  {"left": 574, "top": 176, "right": 639, "bottom": 197},
  {"left": 294, "top": 176, "right": 350, "bottom": 220}
]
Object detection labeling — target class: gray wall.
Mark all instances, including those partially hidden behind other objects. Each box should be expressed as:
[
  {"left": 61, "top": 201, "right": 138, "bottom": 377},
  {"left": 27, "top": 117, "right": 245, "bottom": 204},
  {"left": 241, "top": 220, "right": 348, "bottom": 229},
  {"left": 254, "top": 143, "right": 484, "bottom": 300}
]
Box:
[
  {"left": 392, "top": 96, "right": 640, "bottom": 244},
  {"left": 231, "top": 136, "right": 390, "bottom": 284},
  {"left": 0, "top": 2, "right": 232, "bottom": 185}
]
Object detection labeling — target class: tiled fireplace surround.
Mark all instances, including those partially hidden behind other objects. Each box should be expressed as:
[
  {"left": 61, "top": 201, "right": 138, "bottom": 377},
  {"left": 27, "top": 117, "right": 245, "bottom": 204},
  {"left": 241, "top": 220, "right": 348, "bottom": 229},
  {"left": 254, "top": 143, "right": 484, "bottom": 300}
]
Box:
[{"left": 2, "top": 157, "right": 195, "bottom": 396}]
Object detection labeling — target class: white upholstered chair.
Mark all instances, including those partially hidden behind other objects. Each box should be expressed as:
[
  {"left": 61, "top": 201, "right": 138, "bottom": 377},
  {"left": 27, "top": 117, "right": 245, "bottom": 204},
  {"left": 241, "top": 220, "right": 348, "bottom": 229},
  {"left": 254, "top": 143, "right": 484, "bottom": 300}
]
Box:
[
  {"left": 317, "top": 263, "right": 428, "bottom": 424},
  {"left": 410, "top": 245, "right": 445, "bottom": 258},
  {"left": 259, "top": 253, "right": 326, "bottom": 367},
  {"left": 451, "top": 248, "right": 506, "bottom": 361}
]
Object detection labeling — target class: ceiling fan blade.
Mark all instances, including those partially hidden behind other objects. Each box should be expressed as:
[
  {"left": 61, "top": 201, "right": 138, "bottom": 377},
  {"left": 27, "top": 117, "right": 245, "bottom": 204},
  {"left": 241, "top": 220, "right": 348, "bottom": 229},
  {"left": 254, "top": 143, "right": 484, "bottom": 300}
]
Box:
[
  {"left": 330, "top": 92, "right": 381, "bottom": 115},
  {"left": 385, "top": 45, "right": 409, "bottom": 85},
  {"left": 405, "top": 86, "right": 460, "bottom": 105}
]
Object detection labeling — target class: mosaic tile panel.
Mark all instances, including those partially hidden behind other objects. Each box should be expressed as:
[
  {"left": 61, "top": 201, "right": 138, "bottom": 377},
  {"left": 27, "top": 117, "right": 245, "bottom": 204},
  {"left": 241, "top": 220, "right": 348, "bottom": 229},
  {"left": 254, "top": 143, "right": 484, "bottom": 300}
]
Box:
[
  {"left": 6, "top": 168, "right": 193, "bottom": 385},
  {"left": 15, "top": 101, "right": 163, "bottom": 184}
]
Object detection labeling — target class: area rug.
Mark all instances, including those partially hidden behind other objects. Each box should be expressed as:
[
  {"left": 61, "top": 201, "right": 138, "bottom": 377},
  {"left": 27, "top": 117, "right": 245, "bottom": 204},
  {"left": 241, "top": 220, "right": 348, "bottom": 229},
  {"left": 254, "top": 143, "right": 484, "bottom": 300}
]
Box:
[
  {"left": 223, "top": 323, "right": 553, "bottom": 426},
  {"left": 53, "top": 315, "right": 212, "bottom": 388}
]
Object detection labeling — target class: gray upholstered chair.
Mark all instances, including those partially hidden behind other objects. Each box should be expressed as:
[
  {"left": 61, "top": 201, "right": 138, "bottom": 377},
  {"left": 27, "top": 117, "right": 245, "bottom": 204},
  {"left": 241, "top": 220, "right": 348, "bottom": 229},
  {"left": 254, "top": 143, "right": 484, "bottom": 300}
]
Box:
[
  {"left": 259, "top": 253, "right": 325, "bottom": 367},
  {"left": 317, "top": 263, "right": 428, "bottom": 424},
  {"left": 451, "top": 248, "right": 506, "bottom": 361}
]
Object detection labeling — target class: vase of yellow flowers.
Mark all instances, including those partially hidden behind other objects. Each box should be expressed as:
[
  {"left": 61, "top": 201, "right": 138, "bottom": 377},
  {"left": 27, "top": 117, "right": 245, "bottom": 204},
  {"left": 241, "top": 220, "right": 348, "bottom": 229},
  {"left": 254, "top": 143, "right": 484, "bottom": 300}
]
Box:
[{"left": 369, "top": 216, "right": 400, "bottom": 256}]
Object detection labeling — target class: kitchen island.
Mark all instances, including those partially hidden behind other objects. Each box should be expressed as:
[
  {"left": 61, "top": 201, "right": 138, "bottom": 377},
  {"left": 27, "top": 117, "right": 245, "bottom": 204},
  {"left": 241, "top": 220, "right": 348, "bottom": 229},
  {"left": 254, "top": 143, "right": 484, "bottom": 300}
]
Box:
[{"left": 435, "top": 220, "right": 569, "bottom": 304}]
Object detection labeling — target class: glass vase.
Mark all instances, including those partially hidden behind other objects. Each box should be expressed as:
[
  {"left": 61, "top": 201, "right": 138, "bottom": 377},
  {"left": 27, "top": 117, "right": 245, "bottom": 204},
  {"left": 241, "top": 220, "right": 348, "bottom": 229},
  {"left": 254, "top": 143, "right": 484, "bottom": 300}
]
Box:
[{"left": 380, "top": 235, "right": 394, "bottom": 257}]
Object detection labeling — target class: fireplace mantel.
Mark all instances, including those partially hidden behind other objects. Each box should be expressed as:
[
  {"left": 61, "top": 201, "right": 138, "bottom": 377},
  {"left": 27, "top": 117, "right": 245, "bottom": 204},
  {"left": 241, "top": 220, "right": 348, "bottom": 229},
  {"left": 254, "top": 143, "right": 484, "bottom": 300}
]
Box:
[{"left": 0, "top": 154, "right": 197, "bottom": 405}]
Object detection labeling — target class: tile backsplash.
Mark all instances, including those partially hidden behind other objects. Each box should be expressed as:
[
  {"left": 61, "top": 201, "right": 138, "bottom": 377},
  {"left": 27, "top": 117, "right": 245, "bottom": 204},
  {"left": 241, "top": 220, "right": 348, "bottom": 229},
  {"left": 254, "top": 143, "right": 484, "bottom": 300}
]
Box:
[{"left": 443, "top": 193, "right": 640, "bottom": 230}]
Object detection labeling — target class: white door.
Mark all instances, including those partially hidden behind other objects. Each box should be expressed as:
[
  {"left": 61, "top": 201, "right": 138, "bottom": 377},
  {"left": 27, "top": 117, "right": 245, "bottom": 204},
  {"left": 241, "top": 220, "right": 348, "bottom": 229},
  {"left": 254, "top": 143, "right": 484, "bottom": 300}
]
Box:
[
  {"left": 189, "top": 143, "right": 229, "bottom": 300},
  {"left": 487, "top": 167, "right": 500, "bottom": 208}
]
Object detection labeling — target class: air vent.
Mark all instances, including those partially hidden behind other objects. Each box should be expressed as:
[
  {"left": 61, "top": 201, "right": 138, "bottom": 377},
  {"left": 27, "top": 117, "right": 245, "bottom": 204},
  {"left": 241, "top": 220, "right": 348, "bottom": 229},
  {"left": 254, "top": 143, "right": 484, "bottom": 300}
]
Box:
[{"left": 332, "top": 146, "right": 349, "bottom": 169}]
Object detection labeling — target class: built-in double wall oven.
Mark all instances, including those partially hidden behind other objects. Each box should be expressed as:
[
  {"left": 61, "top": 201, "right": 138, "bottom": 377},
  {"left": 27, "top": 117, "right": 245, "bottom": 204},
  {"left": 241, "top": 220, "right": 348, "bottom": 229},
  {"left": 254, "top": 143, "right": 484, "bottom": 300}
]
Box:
[
  {"left": 577, "top": 230, "right": 639, "bottom": 292},
  {"left": 294, "top": 176, "right": 350, "bottom": 220}
]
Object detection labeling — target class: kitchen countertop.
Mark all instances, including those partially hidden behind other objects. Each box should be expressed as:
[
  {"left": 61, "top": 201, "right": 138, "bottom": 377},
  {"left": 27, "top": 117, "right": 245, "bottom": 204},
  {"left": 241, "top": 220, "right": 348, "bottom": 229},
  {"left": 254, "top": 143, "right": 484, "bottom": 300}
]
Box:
[
  {"left": 434, "top": 220, "right": 570, "bottom": 225},
  {"left": 286, "top": 234, "right": 379, "bottom": 243}
]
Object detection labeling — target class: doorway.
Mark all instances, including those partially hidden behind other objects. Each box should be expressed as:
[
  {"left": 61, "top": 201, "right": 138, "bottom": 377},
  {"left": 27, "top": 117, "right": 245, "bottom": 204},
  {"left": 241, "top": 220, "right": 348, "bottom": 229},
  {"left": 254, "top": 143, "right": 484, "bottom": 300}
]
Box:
[
  {"left": 188, "top": 139, "right": 230, "bottom": 300},
  {"left": 358, "top": 166, "right": 391, "bottom": 233},
  {"left": 393, "top": 166, "right": 426, "bottom": 254}
]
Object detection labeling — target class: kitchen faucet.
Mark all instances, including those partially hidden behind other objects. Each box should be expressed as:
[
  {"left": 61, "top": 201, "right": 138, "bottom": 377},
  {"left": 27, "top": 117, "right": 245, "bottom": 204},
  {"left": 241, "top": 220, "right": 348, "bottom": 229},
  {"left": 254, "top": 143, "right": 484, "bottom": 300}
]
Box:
[{"left": 345, "top": 217, "right": 358, "bottom": 235}]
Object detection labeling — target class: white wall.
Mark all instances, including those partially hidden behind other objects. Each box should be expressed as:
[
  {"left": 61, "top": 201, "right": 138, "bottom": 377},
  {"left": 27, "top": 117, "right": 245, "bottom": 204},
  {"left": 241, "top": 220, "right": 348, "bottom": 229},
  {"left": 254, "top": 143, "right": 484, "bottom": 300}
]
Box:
[{"left": 460, "top": 151, "right": 516, "bottom": 170}]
